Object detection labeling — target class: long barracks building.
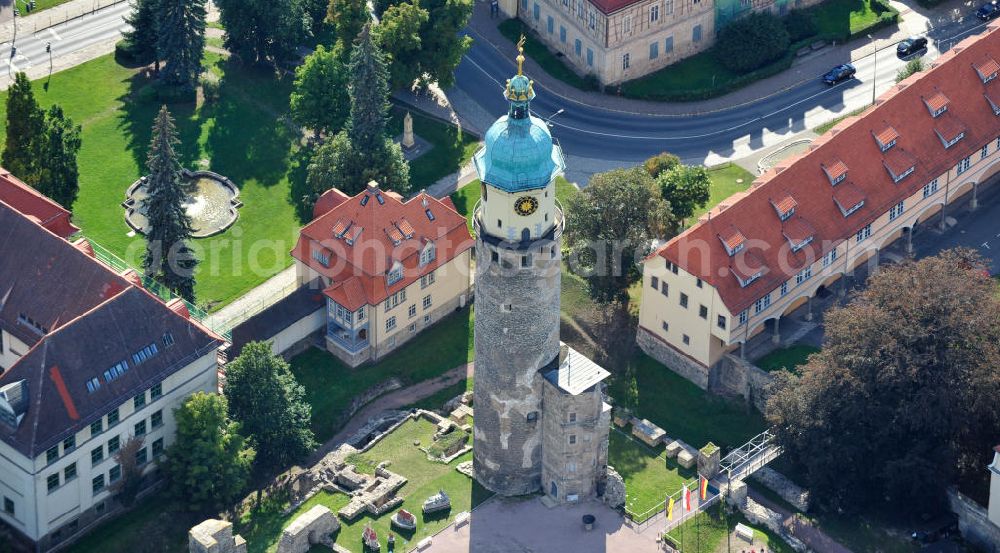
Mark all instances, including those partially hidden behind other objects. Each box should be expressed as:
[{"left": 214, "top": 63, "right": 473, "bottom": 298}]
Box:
[{"left": 638, "top": 23, "right": 1000, "bottom": 384}]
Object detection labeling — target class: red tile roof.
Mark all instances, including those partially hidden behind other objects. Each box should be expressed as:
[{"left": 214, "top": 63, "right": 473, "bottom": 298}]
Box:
[
  {"left": 0, "top": 169, "right": 78, "bottom": 238},
  {"left": 821, "top": 159, "right": 848, "bottom": 182},
  {"left": 718, "top": 226, "right": 746, "bottom": 251},
  {"left": 874, "top": 125, "right": 900, "bottom": 148},
  {"left": 975, "top": 58, "right": 1000, "bottom": 81},
  {"left": 291, "top": 183, "right": 473, "bottom": 308},
  {"left": 771, "top": 193, "right": 797, "bottom": 215},
  {"left": 313, "top": 188, "right": 351, "bottom": 219},
  {"left": 832, "top": 182, "right": 867, "bottom": 215},
  {"left": 923, "top": 91, "right": 950, "bottom": 113},
  {"left": 934, "top": 111, "right": 968, "bottom": 143},
  {"left": 781, "top": 216, "right": 815, "bottom": 247},
  {"left": 588, "top": 0, "right": 644, "bottom": 14},
  {"left": 652, "top": 23, "right": 1000, "bottom": 315}
]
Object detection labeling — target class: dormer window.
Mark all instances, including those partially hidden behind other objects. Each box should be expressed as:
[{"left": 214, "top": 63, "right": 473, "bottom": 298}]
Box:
[
  {"left": 782, "top": 216, "right": 815, "bottom": 253},
  {"left": 332, "top": 218, "right": 350, "bottom": 239},
  {"left": 396, "top": 218, "right": 415, "bottom": 240},
  {"left": 387, "top": 225, "right": 404, "bottom": 246},
  {"left": 730, "top": 251, "right": 765, "bottom": 288},
  {"left": 821, "top": 160, "right": 848, "bottom": 185},
  {"left": 833, "top": 182, "right": 866, "bottom": 217},
  {"left": 974, "top": 58, "right": 1000, "bottom": 83},
  {"left": 924, "top": 91, "right": 949, "bottom": 118},
  {"left": 312, "top": 247, "right": 330, "bottom": 267},
  {"left": 770, "top": 194, "right": 796, "bottom": 221},
  {"left": 718, "top": 226, "right": 746, "bottom": 256},
  {"left": 419, "top": 241, "right": 436, "bottom": 267},
  {"left": 873, "top": 126, "right": 899, "bottom": 152},
  {"left": 882, "top": 148, "right": 917, "bottom": 183},
  {"left": 985, "top": 91, "right": 1000, "bottom": 116},
  {"left": 387, "top": 262, "right": 404, "bottom": 286},
  {"left": 345, "top": 226, "right": 362, "bottom": 246}
]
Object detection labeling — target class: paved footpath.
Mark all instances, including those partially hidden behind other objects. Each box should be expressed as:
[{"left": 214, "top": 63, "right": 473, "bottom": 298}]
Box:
[
  {"left": 748, "top": 487, "right": 853, "bottom": 553},
  {"left": 464, "top": 0, "right": 984, "bottom": 116}
]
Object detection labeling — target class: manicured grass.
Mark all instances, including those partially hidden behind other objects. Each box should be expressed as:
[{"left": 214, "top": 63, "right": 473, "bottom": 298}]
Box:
[
  {"left": 0, "top": 53, "right": 303, "bottom": 311},
  {"left": 66, "top": 496, "right": 194, "bottom": 553},
  {"left": 621, "top": 49, "right": 747, "bottom": 101},
  {"left": 289, "top": 307, "right": 475, "bottom": 443},
  {"left": 609, "top": 430, "right": 694, "bottom": 521},
  {"left": 388, "top": 107, "right": 480, "bottom": 189},
  {"left": 811, "top": 0, "right": 891, "bottom": 39},
  {"left": 690, "top": 163, "right": 755, "bottom": 223},
  {"left": 14, "top": 0, "right": 74, "bottom": 14},
  {"left": 813, "top": 105, "right": 872, "bottom": 135},
  {"left": 610, "top": 353, "right": 767, "bottom": 452},
  {"left": 755, "top": 345, "right": 820, "bottom": 373},
  {"left": 664, "top": 504, "right": 796, "bottom": 553},
  {"left": 497, "top": 19, "right": 597, "bottom": 91},
  {"left": 239, "top": 418, "right": 491, "bottom": 553}
]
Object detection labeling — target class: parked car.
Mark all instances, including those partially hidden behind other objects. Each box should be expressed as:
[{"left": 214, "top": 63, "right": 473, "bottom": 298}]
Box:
[
  {"left": 978, "top": 0, "right": 1000, "bottom": 20},
  {"left": 897, "top": 36, "right": 928, "bottom": 57},
  {"left": 822, "top": 64, "right": 856, "bottom": 85}
]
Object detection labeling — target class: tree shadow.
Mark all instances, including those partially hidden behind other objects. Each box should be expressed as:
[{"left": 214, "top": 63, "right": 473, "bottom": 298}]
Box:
[
  {"left": 203, "top": 57, "right": 298, "bottom": 188},
  {"left": 116, "top": 67, "right": 204, "bottom": 175},
  {"left": 287, "top": 142, "right": 317, "bottom": 223}
]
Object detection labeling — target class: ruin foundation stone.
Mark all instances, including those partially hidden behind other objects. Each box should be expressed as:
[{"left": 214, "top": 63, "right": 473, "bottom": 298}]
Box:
[
  {"left": 189, "top": 519, "right": 247, "bottom": 553},
  {"left": 276, "top": 505, "right": 340, "bottom": 553},
  {"left": 603, "top": 466, "right": 626, "bottom": 509}
]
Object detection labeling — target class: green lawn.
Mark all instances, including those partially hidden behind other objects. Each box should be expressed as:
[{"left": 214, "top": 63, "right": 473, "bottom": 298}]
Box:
[
  {"left": 813, "top": 105, "right": 872, "bottom": 135},
  {"left": 497, "top": 19, "right": 597, "bottom": 91},
  {"left": 610, "top": 353, "right": 767, "bottom": 452},
  {"left": 690, "top": 163, "right": 755, "bottom": 223},
  {"left": 609, "top": 430, "right": 694, "bottom": 522},
  {"left": 238, "top": 418, "right": 491, "bottom": 553},
  {"left": 290, "top": 306, "right": 475, "bottom": 443},
  {"left": 14, "top": 0, "right": 73, "bottom": 14},
  {"left": 664, "top": 504, "right": 796, "bottom": 553},
  {"left": 811, "top": 0, "right": 893, "bottom": 39},
  {"left": 621, "top": 49, "right": 751, "bottom": 102},
  {"left": 755, "top": 345, "right": 820, "bottom": 373},
  {"left": 0, "top": 53, "right": 476, "bottom": 312}
]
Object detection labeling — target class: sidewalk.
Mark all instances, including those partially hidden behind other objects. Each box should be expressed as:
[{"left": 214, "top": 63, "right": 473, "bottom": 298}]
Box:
[
  {"left": 466, "top": 0, "right": 981, "bottom": 116},
  {"left": 0, "top": 0, "right": 124, "bottom": 44}
]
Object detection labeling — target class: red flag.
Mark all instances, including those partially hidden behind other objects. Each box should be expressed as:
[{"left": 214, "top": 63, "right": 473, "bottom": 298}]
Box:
[{"left": 684, "top": 485, "right": 692, "bottom": 511}]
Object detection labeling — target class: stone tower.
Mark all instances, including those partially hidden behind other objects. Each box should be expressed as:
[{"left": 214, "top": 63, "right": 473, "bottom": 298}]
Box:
[{"left": 471, "top": 43, "right": 568, "bottom": 496}]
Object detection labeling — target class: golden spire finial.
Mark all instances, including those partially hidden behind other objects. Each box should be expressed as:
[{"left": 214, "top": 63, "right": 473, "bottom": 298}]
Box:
[{"left": 516, "top": 35, "right": 526, "bottom": 76}]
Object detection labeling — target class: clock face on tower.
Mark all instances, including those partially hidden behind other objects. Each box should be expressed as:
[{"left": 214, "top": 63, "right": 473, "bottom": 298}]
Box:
[{"left": 514, "top": 196, "right": 539, "bottom": 216}]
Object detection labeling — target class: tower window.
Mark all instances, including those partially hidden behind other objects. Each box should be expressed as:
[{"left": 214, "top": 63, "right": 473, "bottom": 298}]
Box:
[
  {"left": 497, "top": 219, "right": 502, "bottom": 228},
  {"left": 527, "top": 412, "right": 538, "bottom": 423},
  {"left": 491, "top": 250, "right": 499, "bottom": 263},
  {"left": 569, "top": 434, "right": 577, "bottom": 445}
]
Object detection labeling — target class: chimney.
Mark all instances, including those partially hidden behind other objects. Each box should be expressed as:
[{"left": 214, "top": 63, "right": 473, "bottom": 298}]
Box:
[
  {"left": 421, "top": 189, "right": 429, "bottom": 208},
  {"left": 367, "top": 181, "right": 380, "bottom": 193}
]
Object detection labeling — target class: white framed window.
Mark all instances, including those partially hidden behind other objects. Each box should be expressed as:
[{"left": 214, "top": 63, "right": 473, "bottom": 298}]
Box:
[
  {"left": 923, "top": 179, "right": 939, "bottom": 198},
  {"left": 889, "top": 201, "right": 905, "bottom": 221},
  {"left": 795, "top": 266, "right": 812, "bottom": 285},
  {"left": 423, "top": 295, "right": 432, "bottom": 309},
  {"left": 408, "top": 305, "right": 416, "bottom": 318},
  {"left": 650, "top": 4, "right": 659, "bottom": 21},
  {"left": 420, "top": 272, "right": 436, "bottom": 289},
  {"left": 622, "top": 53, "right": 630, "bottom": 70},
  {"left": 589, "top": 12, "right": 596, "bottom": 29},
  {"left": 665, "top": 0, "right": 673, "bottom": 13},
  {"left": 738, "top": 310, "right": 748, "bottom": 325},
  {"left": 753, "top": 293, "right": 771, "bottom": 314},
  {"left": 856, "top": 224, "right": 872, "bottom": 243},
  {"left": 983, "top": 145, "right": 990, "bottom": 160},
  {"left": 780, "top": 281, "right": 788, "bottom": 296},
  {"left": 822, "top": 249, "right": 838, "bottom": 267},
  {"left": 623, "top": 14, "right": 632, "bottom": 34},
  {"left": 419, "top": 242, "right": 436, "bottom": 266},
  {"left": 386, "top": 317, "right": 397, "bottom": 331},
  {"left": 957, "top": 156, "right": 972, "bottom": 175}
]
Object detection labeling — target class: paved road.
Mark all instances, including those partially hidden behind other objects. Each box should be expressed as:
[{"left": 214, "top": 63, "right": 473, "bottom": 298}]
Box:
[
  {"left": 0, "top": 0, "right": 129, "bottom": 86},
  {"left": 451, "top": 15, "right": 995, "bottom": 164}
]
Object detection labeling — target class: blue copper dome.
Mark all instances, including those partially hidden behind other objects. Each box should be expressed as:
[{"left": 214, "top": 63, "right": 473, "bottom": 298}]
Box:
[{"left": 473, "top": 49, "right": 566, "bottom": 193}]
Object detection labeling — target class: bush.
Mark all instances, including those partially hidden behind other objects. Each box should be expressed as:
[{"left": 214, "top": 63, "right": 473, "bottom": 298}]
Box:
[
  {"left": 200, "top": 73, "right": 221, "bottom": 103},
  {"left": 783, "top": 10, "right": 818, "bottom": 42},
  {"left": 896, "top": 58, "right": 924, "bottom": 82},
  {"left": 715, "top": 13, "right": 790, "bottom": 73},
  {"left": 644, "top": 152, "right": 681, "bottom": 178}
]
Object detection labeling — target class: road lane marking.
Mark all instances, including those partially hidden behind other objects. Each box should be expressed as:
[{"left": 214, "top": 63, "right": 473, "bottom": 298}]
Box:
[{"left": 48, "top": 28, "right": 61, "bottom": 41}]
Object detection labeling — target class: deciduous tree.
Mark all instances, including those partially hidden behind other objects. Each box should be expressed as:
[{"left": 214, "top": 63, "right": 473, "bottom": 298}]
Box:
[
  {"left": 564, "top": 167, "right": 673, "bottom": 304},
  {"left": 327, "top": 0, "right": 368, "bottom": 44},
  {"left": 290, "top": 43, "right": 349, "bottom": 138},
  {"left": 163, "top": 392, "right": 254, "bottom": 514},
  {"left": 224, "top": 342, "right": 316, "bottom": 476},
  {"left": 142, "top": 106, "right": 197, "bottom": 301},
  {"left": 643, "top": 151, "right": 680, "bottom": 178},
  {"left": 112, "top": 436, "right": 146, "bottom": 507},
  {"left": 767, "top": 249, "right": 1000, "bottom": 514},
  {"left": 656, "top": 164, "right": 711, "bottom": 223},
  {"left": 377, "top": 1, "right": 429, "bottom": 90},
  {"left": 156, "top": 0, "right": 206, "bottom": 89},
  {"left": 216, "top": 0, "right": 308, "bottom": 64},
  {"left": 415, "top": 0, "right": 472, "bottom": 88}
]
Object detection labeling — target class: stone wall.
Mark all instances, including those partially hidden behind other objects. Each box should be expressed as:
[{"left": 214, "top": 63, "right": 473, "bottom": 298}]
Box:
[
  {"left": 709, "top": 353, "right": 775, "bottom": 414},
  {"left": 189, "top": 519, "right": 247, "bottom": 553},
  {"left": 636, "top": 326, "right": 709, "bottom": 390},
  {"left": 949, "top": 488, "right": 1000, "bottom": 552},
  {"left": 750, "top": 467, "right": 810, "bottom": 512},
  {"left": 276, "top": 506, "right": 339, "bottom": 553}
]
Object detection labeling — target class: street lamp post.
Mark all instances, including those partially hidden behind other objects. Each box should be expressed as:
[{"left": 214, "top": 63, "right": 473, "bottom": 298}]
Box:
[{"left": 868, "top": 33, "right": 877, "bottom": 105}]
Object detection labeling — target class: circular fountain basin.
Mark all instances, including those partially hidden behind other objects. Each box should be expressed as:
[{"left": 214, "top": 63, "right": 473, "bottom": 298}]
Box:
[{"left": 123, "top": 170, "right": 242, "bottom": 238}]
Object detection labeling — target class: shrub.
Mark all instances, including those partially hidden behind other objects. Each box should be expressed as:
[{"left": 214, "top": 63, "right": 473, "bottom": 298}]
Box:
[
  {"left": 783, "top": 10, "right": 818, "bottom": 42},
  {"left": 896, "top": 58, "right": 924, "bottom": 82},
  {"left": 644, "top": 152, "right": 681, "bottom": 178},
  {"left": 715, "top": 13, "right": 790, "bottom": 73},
  {"left": 200, "top": 73, "right": 221, "bottom": 103}
]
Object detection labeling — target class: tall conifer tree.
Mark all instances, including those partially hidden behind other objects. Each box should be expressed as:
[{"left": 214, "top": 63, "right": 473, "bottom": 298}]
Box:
[
  {"left": 122, "top": 0, "right": 161, "bottom": 66},
  {"left": 2, "top": 73, "right": 45, "bottom": 184},
  {"left": 347, "top": 23, "right": 390, "bottom": 159},
  {"left": 157, "top": 0, "right": 206, "bottom": 89},
  {"left": 142, "top": 106, "right": 197, "bottom": 301},
  {"left": 36, "top": 106, "right": 82, "bottom": 209}
]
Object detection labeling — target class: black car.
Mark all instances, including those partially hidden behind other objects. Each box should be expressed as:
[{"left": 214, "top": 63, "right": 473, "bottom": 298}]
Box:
[
  {"left": 897, "top": 36, "right": 928, "bottom": 57},
  {"left": 978, "top": 1, "right": 1000, "bottom": 20},
  {"left": 822, "top": 64, "right": 856, "bottom": 85}
]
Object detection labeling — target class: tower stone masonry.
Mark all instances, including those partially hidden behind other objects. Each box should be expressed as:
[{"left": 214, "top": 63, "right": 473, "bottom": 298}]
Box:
[{"left": 471, "top": 41, "right": 611, "bottom": 502}]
